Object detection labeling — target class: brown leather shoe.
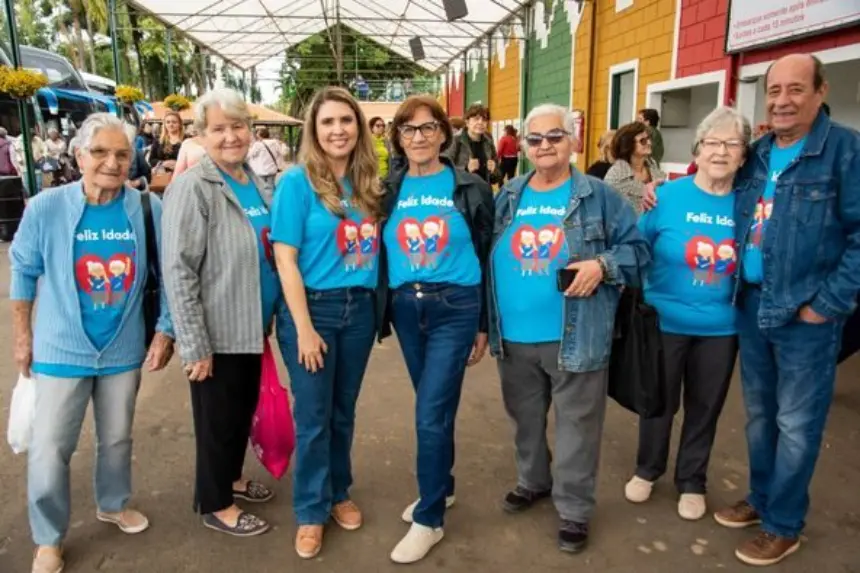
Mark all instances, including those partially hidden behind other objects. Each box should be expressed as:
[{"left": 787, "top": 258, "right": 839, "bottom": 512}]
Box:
[
  {"left": 331, "top": 500, "right": 363, "bottom": 531},
  {"left": 32, "top": 546, "right": 64, "bottom": 573},
  {"left": 736, "top": 532, "right": 800, "bottom": 566},
  {"left": 713, "top": 500, "right": 761, "bottom": 529},
  {"left": 295, "top": 525, "right": 324, "bottom": 559}
]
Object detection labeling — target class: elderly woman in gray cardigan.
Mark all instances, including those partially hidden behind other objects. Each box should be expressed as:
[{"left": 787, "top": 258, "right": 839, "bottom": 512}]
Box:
[
  {"left": 604, "top": 122, "right": 665, "bottom": 213},
  {"left": 162, "top": 88, "right": 282, "bottom": 538}
]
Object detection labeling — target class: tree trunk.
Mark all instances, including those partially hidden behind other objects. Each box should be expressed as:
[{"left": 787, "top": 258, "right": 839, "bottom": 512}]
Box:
[
  {"left": 84, "top": 2, "right": 97, "bottom": 74},
  {"left": 128, "top": 12, "right": 147, "bottom": 93},
  {"left": 72, "top": 15, "right": 87, "bottom": 72}
]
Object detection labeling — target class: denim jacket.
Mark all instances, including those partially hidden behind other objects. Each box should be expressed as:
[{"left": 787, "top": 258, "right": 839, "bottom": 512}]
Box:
[
  {"left": 487, "top": 167, "right": 651, "bottom": 372},
  {"left": 733, "top": 111, "right": 860, "bottom": 328}
]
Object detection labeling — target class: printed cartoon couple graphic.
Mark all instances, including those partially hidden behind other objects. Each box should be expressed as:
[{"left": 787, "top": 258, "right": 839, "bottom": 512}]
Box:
[
  {"left": 339, "top": 219, "right": 378, "bottom": 271},
  {"left": 397, "top": 217, "right": 446, "bottom": 271},
  {"left": 689, "top": 238, "right": 736, "bottom": 287},
  {"left": 515, "top": 225, "right": 563, "bottom": 276},
  {"left": 750, "top": 198, "right": 773, "bottom": 248},
  {"left": 81, "top": 255, "right": 133, "bottom": 309}
]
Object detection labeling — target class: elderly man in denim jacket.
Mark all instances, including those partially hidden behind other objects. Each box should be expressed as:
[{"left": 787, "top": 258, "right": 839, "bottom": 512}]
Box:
[{"left": 712, "top": 54, "right": 860, "bottom": 567}]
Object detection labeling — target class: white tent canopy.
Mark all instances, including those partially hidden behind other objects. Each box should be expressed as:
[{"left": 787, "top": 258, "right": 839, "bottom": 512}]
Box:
[{"left": 127, "top": 0, "right": 526, "bottom": 72}]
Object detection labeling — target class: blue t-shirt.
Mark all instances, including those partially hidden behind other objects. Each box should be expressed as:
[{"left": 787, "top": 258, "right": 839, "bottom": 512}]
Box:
[
  {"left": 639, "top": 176, "right": 737, "bottom": 336},
  {"left": 271, "top": 166, "right": 379, "bottom": 290},
  {"left": 223, "top": 171, "right": 281, "bottom": 328},
  {"left": 33, "top": 192, "right": 138, "bottom": 378},
  {"left": 492, "top": 181, "right": 570, "bottom": 343},
  {"left": 742, "top": 138, "right": 805, "bottom": 284},
  {"left": 383, "top": 166, "right": 481, "bottom": 288}
]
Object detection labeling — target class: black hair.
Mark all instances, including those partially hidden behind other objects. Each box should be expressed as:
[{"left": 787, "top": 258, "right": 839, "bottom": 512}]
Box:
[{"left": 638, "top": 108, "right": 660, "bottom": 127}]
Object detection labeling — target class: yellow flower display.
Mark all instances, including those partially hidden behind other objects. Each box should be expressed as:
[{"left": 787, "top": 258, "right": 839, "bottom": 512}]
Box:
[
  {"left": 164, "top": 94, "right": 192, "bottom": 111},
  {"left": 116, "top": 85, "right": 145, "bottom": 103},
  {"left": 0, "top": 66, "right": 48, "bottom": 99}
]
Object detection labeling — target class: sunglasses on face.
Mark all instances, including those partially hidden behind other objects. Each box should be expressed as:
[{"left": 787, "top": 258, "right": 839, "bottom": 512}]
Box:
[
  {"left": 398, "top": 121, "right": 440, "bottom": 140},
  {"left": 636, "top": 136, "right": 652, "bottom": 145},
  {"left": 524, "top": 129, "right": 570, "bottom": 147}
]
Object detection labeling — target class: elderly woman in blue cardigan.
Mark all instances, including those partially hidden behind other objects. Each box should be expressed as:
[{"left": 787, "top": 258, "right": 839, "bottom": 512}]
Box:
[{"left": 10, "top": 113, "right": 174, "bottom": 573}]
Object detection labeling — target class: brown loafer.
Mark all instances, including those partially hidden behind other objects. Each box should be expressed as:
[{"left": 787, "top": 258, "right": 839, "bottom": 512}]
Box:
[
  {"left": 713, "top": 500, "right": 761, "bottom": 529},
  {"left": 735, "top": 532, "right": 800, "bottom": 566},
  {"left": 32, "top": 546, "right": 64, "bottom": 573},
  {"left": 331, "top": 500, "right": 363, "bottom": 531},
  {"left": 295, "top": 525, "right": 324, "bottom": 559}
]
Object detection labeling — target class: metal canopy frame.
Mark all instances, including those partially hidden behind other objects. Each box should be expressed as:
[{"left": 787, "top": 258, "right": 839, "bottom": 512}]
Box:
[{"left": 125, "top": 0, "right": 528, "bottom": 72}]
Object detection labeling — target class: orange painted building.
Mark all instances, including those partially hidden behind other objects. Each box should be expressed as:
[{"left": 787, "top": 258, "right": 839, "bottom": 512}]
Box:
[{"left": 488, "top": 27, "right": 523, "bottom": 142}]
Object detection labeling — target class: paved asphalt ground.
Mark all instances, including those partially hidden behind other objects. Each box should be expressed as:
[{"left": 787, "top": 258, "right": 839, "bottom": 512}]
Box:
[{"left": 0, "top": 244, "right": 858, "bottom": 572}]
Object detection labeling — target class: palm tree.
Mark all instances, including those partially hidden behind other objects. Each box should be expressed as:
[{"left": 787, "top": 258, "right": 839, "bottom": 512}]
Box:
[{"left": 82, "top": 0, "right": 108, "bottom": 74}]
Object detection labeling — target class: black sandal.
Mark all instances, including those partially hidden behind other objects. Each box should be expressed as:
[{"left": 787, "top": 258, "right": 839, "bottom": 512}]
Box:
[
  {"left": 203, "top": 512, "right": 270, "bottom": 537},
  {"left": 233, "top": 480, "right": 275, "bottom": 503}
]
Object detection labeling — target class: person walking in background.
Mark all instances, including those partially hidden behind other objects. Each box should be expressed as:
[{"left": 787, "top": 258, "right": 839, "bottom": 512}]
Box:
[
  {"left": 10, "top": 112, "right": 174, "bottom": 573},
  {"left": 625, "top": 107, "right": 751, "bottom": 522},
  {"left": 0, "top": 127, "right": 18, "bottom": 176},
  {"left": 445, "top": 104, "right": 499, "bottom": 185},
  {"left": 248, "top": 127, "right": 285, "bottom": 191},
  {"left": 376, "top": 95, "right": 493, "bottom": 564},
  {"left": 710, "top": 54, "right": 860, "bottom": 567},
  {"left": 638, "top": 108, "right": 664, "bottom": 165},
  {"left": 497, "top": 125, "right": 519, "bottom": 182},
  {"left": 488, "top": 103, "right": 649, "bottom": 555},
  {"left": 586, "top": 130, "right": 615, "bottom": 180},
  {"left": 162, "top": 89, "right": 281, "bottom": 539},
  {"left": 270, "top": 87, "right": 383, "bottom": 559},
  {"left": 604, "top": 122, "right": 665, "bottom": 213},
  {"left": 369, "top": 116, "right": 392, "bottom": 179}
]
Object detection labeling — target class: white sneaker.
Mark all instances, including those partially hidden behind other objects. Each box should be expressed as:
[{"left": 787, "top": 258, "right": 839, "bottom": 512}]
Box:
[
  {"left": 678, "top": 493, "right": 707, "bottom": 521},
  {"left": 401, "top": 495, "right": 456, "bottom": 523},
  {"left": 390, "top": 523, "right": 444, "bottom": 564},
  {"left": 624, "top": 476, "right": 654, "bottom": 503}
]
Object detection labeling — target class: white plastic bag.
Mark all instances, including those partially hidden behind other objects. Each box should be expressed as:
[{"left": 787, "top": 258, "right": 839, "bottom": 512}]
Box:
[{"left": 7, "top": 374, "right": 36, "bottom": 454}]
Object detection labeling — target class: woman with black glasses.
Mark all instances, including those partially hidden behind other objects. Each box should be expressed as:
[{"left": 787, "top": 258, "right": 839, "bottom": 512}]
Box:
[{"left": 376, "top": 95, "right": 494, "bottom": 564}]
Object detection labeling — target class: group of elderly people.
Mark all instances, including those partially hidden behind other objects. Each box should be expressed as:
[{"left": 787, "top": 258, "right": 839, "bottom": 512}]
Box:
[{"left": 10, "top": 51, "right": 858, "bottom": 573}]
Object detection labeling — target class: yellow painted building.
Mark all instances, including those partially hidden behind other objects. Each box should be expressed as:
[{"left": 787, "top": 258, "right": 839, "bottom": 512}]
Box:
[
  {"left": 572, "top": 0, "right": 676, "bottom": 166},
  {"left": 489, "top": 31, "right": 522, "bottom": 133}
]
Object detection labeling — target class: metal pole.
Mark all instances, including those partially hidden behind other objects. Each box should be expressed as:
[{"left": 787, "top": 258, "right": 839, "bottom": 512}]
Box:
[
  {"left": 166, "top": 28, "right": 175, "bottom": 94},
  {"left": 242, "top": 69, "right": 247, "bottom": 99},
  {"left": 108, "top": 0, "right": 123, "bottom": 119},
  {"left": 3, "top": 0, "right": 38, "bottom": 196}
]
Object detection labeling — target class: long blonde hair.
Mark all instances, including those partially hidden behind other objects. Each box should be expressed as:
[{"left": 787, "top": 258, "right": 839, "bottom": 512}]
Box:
[
  {"left": 161, "top": 110, "right": 186, "bottom": 154},
  {"left": 300, "top": 87, "right": 384, "bottom": 221},
  {"left": 598, "top": 130, "right": 615, "bottom": 163}
]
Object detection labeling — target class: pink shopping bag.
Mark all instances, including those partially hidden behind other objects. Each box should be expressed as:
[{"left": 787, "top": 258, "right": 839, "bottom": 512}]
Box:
[{"left": 250, "top": 340, "right": 295, "bottom": 479}]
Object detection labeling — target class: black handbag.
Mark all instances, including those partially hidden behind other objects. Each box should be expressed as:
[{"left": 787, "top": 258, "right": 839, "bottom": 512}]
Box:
[
  {"left": 607, "top": 259, "right": 667, "bottom": 419},
  {"left": 141, "top": 192, "right": 160, "bottom": 348}
]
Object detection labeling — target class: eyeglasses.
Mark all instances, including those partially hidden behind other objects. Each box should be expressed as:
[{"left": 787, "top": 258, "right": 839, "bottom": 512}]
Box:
[
  {"left": 524, "top": 129, "right": 570, "bottom": 147},
  {"left": 635, "top": 136, "right": 652, "bottom": 145},
  {"left": 86, "top": 147, "right": 133, "bottom": 163},
  {"left": 398, "top": 121, "right": 440, "bottom": 140},
  {"left": 699, "top": 138, "right": 745, "bottom": 152}
]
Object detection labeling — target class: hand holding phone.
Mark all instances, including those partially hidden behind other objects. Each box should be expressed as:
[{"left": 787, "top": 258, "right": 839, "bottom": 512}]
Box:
[{"left": 557, "top": 268, "right": 578, "bottom": 291}]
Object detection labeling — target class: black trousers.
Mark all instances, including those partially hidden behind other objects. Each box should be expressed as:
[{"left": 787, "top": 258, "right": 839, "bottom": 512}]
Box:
[
  {"left": 635, "top": 333, "right": 737, "bottom": 494},
  {"left": 501, "top": 157, "right": 518, "bottom": 181},
  {"left": 189, "top": 353, "right": 262, "bottom": 514}
]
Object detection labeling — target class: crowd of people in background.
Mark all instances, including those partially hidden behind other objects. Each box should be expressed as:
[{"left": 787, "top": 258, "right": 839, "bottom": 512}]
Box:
[{"left": 7, "top": 52, "right": 860, "bottom": 573}]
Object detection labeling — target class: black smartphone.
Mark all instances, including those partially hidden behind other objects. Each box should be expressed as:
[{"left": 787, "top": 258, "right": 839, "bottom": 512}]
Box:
[{"left": 557, "top": 268, "right": 578, "bottom": 291}]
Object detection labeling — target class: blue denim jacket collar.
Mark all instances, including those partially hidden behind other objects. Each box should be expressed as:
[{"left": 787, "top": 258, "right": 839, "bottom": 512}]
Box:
[
  {"left": 753, "top": 109, "right": 832, "bottom": 170},
  {"left": 499, "top": 164, "right": 594, "bottom": 221}
]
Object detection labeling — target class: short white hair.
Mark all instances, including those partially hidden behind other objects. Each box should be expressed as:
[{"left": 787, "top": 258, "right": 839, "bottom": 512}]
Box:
[
  {"left": 693, "top": 106, "right": 752, "bottom": 155},
  {"left": 77, "top": 112, "right": 128, "bottom": 151},
  {"left": 193, "top": 88, "right": 252, "bottom": 134},
  {"left": 521, "top": 104, "right": 578, "bottom": 152}
]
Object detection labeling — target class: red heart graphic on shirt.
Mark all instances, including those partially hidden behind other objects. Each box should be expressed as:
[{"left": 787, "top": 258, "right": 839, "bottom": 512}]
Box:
[{"left": 509, "top": 224, "right": 564, "bottom": 261}]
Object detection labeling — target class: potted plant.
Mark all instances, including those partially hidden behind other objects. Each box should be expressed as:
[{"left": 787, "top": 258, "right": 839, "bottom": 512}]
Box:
[
  {"left": 164, "top": 94, "right": 192, "bottom": 111},
  {"left": 116, "top": 84, "right": 146, "bottom": 104},
  {"left": 0, "top": 66, "right": 48, "bottom": 99}
]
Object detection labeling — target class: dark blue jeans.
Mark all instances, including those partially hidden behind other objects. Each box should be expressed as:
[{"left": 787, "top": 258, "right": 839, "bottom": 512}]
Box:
[
  {"left": 392, "top": 283, "right": 481, "bottom": 528},
  {"left": 276, "top": 288, "right": 376, "bottom": 525},
  {"left": 738, "top": 288, "right": 844, "bottom": 538}
]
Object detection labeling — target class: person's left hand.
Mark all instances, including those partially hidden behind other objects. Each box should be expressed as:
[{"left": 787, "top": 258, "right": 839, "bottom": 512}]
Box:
[
  {"left": 798, "top": 305, "right": 828, "bottom": 325},
  {"left": 467, "top": 333, "right": 489, "bottom": 366},
  {"left": 564, "top": 260, "right": 604, "bottom": 298},
  {"left": 487, "top": 159, "right": 497, "bottom": 173},
  {"left": 145, "top": 332, "right": 175, "bottom": 372}
]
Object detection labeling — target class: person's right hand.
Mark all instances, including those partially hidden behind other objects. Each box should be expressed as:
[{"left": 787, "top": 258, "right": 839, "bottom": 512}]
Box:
[
  {"left": 642, "top": 182, "right": 659, "bottom": 212},
  {"left": 298, "top": 329, "right": 328, "bottom": 373},
  {"left": 14, "top": 333, "right": 32, "bottom": 377},
  {"left": 467, "top": 158, "right": 480, "bottom": 173},
  {"left": 185, "top": 356, "right": 213, "bottom": 382}
]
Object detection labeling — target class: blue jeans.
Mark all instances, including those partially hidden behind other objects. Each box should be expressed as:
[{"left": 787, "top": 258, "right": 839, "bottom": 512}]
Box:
[
  {"left": 738, "top": 289, "right": 843, "bottom": 538},
  {"left": 276, "top": 288, "right": 376, "bottom": 525},
  {"left": 392, "top": 283, "right": 481, "bottom": 528},
  {"left": 28, "top": 370, "right": 141, "bottom": 546}
]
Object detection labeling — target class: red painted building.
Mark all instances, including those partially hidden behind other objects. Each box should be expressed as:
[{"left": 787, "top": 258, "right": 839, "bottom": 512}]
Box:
[{"left": 446, "top": 68, "right": 465, "bottom": 119}]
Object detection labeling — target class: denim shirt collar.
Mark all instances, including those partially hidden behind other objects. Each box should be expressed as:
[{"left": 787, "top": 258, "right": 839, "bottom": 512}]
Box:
[
  {"left": 754, "top": 108, "right": 832, "bottom": 168},
  {"left": 499, "top": 165, "right": 594, "bottom": 219}
]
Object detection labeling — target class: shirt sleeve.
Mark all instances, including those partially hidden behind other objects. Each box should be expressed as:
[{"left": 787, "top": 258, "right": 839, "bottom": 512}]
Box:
[{"left": 270, "top": 167, "right": 310, "bottom": 249}]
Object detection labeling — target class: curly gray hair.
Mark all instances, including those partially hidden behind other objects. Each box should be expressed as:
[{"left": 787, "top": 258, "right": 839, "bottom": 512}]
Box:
[
  {"left": 521, "top": 104, "right": 579, "bottom": 152},
  {"left": 76, "top": 112, "right": 129, "bottom": 151},
  {"left": 193, "top": 88, "right": 252, "bottom": 134}
]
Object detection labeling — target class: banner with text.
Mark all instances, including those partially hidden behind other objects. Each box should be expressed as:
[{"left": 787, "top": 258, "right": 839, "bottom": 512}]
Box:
[{"left": 726, "top": 0, "right": 860, "bottom": 53}]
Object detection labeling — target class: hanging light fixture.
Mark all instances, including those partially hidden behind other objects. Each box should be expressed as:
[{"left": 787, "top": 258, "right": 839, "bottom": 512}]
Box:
[{"left": 442, "top": 0, "right": 469, "bottom": 22}]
